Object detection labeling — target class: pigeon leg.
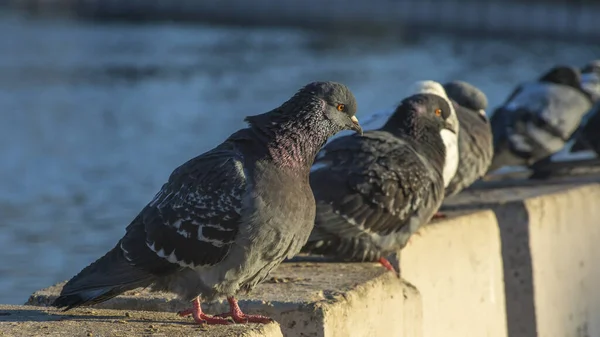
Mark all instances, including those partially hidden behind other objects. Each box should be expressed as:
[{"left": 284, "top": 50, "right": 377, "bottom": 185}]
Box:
[
  {"left": 215, "top": 297, "right": 273, "bottom": 324},
  {"left": 178, "top": 297, "right": 232, "bottom": 325},
  {"left": 431, "top": 212, "right": 446, "bottom": 219},
  {"left": 378, "top": 257, "right": 400, "bottom": 277}
]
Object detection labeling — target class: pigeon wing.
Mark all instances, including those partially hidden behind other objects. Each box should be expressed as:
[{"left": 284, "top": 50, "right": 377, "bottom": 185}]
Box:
[
  {"left": 120, "top": 144, "right": 246, "bottom": 274},
  {"left": 310, "top": 132, "right": 439, "bottom": 242}
]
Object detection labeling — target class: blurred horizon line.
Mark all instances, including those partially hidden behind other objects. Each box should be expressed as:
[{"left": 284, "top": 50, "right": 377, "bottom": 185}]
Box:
[{"left": 2, "top": 0, "right": 600, "bottom": 43}]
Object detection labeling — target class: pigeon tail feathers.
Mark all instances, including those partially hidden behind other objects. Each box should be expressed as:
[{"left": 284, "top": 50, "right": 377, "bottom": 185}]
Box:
[{"left": 52, "top": 243, "right": 155, "bottom": 310}]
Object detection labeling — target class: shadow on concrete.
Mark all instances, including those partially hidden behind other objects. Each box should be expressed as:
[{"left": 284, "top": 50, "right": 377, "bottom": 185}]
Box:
[
  {"left": 492, "top": 201, "right": 538, "bottom": 337},
  {"left": 0, "top": 308, "right": 65, "bottom": 323},
  {"left": 441, "top": 192, "right": 539, "bottom": 336}
]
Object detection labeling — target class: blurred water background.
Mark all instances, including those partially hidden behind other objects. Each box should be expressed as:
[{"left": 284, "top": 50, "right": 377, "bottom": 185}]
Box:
[{"left": 0, "top": 3, "right": 599, "bottom": 304}]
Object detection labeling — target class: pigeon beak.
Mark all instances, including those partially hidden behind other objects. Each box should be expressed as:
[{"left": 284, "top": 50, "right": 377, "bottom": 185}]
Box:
[
  {"left": 350, "top": 116, "right": 363, "bottom": 135},
  {"left": 444, "top": 120, "right": 457, "bottom": 134}
]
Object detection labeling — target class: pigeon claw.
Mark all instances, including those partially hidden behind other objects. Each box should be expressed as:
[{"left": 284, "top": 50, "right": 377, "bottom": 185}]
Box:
[
  {"left": 216, "top": 297, "right": 273, "bottom": 324},
  {"left": 178, "top": 297, "right": 232, "bottom": 325}
]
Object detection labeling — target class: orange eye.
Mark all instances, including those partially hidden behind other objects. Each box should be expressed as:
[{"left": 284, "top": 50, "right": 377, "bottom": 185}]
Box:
[
  {"left": 435, "top": 109, "right": 442, "bottom": 116},
  {"left": 337, "top": 104, "right": 345, "bottom": 111}
]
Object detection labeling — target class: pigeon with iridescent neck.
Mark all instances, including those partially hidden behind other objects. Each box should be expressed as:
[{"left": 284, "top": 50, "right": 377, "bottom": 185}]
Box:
[{"left": 52, "top": 81, "right": 362, "bottom": 325}]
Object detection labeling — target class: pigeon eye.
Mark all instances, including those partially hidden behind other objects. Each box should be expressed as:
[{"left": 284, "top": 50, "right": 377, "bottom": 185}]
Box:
[
  {"left": 434, "top": 109, "right": 442, "bottom": 117},
  {"left": 337, "top": 104, "right": 345, "bottom": 112}
]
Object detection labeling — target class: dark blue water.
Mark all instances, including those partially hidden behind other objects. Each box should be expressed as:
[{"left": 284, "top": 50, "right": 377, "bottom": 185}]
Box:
[{"left": 0, "top": 11, "right": 597, "bottom": 304}]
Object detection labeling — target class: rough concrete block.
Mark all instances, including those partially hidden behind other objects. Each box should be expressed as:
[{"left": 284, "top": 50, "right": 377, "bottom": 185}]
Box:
[
  {"left": 26, "top": 263, "right": 423, "bottom": 337},
  {"left": 523, "top": 184, "right": 600, "bottom": 337},
  {"left": 0, "top": 304, "right": 283, "bottom": 337},
  {"left": 401, "top": 210, "right": 508, "bottom": 337},
  {"left": 446, "top": 181, "right": 600, "bottom": 337},
  {"left": 21, "top": 179, "right": 600, "bottom": 337}
]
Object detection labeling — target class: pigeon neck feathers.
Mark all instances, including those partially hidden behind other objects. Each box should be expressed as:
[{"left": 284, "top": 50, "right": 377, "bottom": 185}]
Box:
[{"left": 243, "top": 92, "right": 332, "bottom": 171}]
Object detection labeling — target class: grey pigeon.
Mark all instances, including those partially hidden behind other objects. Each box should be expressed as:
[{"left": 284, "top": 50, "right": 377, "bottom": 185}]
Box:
[
  {"left": 488, "top": 65, "right": 595, "bottom": 173},
  {"left": 52, "top": 81, "right": 362, "bottom": 325},
  {"left": 570, "top": 60, "right": 600, "bottom": 154},
  {"left": 300, "top": 90, "right": 456, "bottom": 275},
  {"left": 411, "top": 81, "right": 461, "bottom": 187},
  {"left": 443, "top": 80, "right": 493, "bottom": 197}
]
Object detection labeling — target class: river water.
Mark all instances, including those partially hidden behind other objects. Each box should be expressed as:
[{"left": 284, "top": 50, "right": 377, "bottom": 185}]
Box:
[{"left": 0, "top": 11, "right": 597, "bottom": 304}]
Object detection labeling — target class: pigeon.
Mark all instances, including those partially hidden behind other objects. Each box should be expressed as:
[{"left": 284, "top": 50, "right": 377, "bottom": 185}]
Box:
[
  {"left": 442, "top": 80, "right": 493, "bottom": 197},
  {"left": 569, "top": 60, "right": 600, "bottom": 154},
  {"left": 412, "top": 81, "right": 461, "bottom": 188},
  {"left": 51, "top": 81, "right": 363, "bottom": 325},
  {"left": 488, "top": 65, "right": 595, "bottom": 173},
  {"left": 405, "top": 81, "right": 460, "bottom": 220},
  {"left": 333, "top": 81, "right": 460, "bottom": 186},
  {"left": 300, "top": 87, "right": 457, "bottom": 275}
]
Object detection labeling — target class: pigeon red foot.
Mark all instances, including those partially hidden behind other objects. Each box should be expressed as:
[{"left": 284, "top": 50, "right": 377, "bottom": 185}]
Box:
[
  {"left": 431, "top": 212, "right": 447, "bottom": 219},
  {"left": 378, "top": 257, "right": 400, "bottom": 278},
  {"left": 215, "top": 297, "right": 273, "bottom": 324},
  {"left": 178, "top": 297, "right": 232, "bottom": 325}
]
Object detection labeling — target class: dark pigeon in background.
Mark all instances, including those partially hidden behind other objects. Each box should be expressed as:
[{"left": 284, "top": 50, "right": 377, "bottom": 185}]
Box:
[
  {"left": 355, "top": 81, "right": 460, "bottom": 187},
  {"left": 443, "top": 80, "right": 493, "bottom": 197},
  {"left": 341, "top": 81, "right": 460, "bottom": 188},
  {"left": 569, "top": 60, "right": 600, "bottom": 155},
  {"left": 300, "top": 88, "right": 456, "bottom": 275},
  {"left": 488, "top": 65, "right": 595, "bottom": 173},
  {"left": 52, "top": 81, "right": 362, "bottom": 325},
  {"left": 413, "top": 81, "right": 461, "bottom": 187}
]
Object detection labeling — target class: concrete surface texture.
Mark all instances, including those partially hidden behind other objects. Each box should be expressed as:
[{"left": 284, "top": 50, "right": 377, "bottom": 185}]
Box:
[
  {"left": 444, "top": 179, "right": 600, "bottom": 337},
  {"left": 27, "top": 263, "right": 422, "bottom": 337},
  {"left": 7, "top": 178, "right": 600, "bottom": 337},
  {"left": 400, "top": 210, "right": 508, "bottom": 337},
  {"left": 525, "top": 185, "right": 600, "bottom": 337},
  {"left": 0, "top": 304, "right": 283, "bottom": 337}
]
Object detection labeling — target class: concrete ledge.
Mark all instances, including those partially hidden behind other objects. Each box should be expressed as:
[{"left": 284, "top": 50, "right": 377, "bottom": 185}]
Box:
[
  {"left": 401, "top": 210, "right": 508, "bottom": 337},
  {"left": 17, "top": 178, "right": 600, "bottom": 336},
  {"left": 0, "top": 304, "right": 283, "bottom": 337},
  {"left": 444, "top": 181, "right": 600, "bottom": 337},
  {"left": 26, "top": 263, "right": 422, "bottom": 337}
]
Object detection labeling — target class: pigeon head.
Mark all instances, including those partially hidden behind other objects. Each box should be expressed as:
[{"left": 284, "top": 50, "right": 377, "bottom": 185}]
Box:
[
  {"left": 245, "top": 81, "right": 361, "bottom": 138},
  {"left": 299, "top": 81, "right": 362, "bottom": 135},
  {"left": 581, "top": 60, "right": 600, "bottom": 101},
  {"left": 538, "top": 65, "right": 583, "bottom": 90},
  {"left": 386, "top": 91, "right": 458, "bottom": 186},
  {"left": 443, "top": 80, "right": 489, "bottom": 117},
  {"left": 244, "top": 81, "right": 362, "bottom": 168},
  {"left": 408, "top": 80, "right": 459, "bottom": 135},
  {"left": 384, "top": 93, "right": 455, "bottom": 138}
]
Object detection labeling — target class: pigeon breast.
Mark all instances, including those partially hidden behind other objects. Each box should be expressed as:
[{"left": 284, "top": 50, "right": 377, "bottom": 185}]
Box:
[
  {"left": 445, "top": 101, "right": 493, "bottom": 197},
  {"left": 443, "top": 81, "right": 493, "bottom": 197}
]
